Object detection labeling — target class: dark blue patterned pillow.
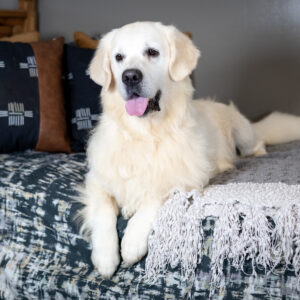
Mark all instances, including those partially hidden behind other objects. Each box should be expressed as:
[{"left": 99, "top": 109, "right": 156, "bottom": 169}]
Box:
[
  {"left": 0, "top": 42, "right": 39, "bottom": 153},
  {"left": 64, "top": 45, "right": 102, "bottom": 152}
]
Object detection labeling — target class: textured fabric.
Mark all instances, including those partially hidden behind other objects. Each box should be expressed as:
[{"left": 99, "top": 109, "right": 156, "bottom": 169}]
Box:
[
  {"left": 211, "top": 141, "right": 300, "bottom": 185},
  {"left": 146, "top": 183, "right": 300, "bottom": 291},
  {"left": 0, "top": 142, "right": 300, "bottom": 299},
  {"left": 0, "top": 39, "right": 70, "bottom": 154},
  {"left": 64, "top": 45, "right": 102, "bottom": 152},
  {"left": 0, "top": 42, "right": 40, "bottom": 153}
]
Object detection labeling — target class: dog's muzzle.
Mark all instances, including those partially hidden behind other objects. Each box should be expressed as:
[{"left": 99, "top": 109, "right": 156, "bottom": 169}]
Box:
[{"left": 121, "top": 68, "right": 161, "bottom": 117}]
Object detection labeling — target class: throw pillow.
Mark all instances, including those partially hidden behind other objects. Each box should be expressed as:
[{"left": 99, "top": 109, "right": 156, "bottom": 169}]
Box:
[
  {"left": 64, "top": 45, "right": 102, "bottom": 152},
  {"left": 73, "top": 31, "right": 99, "bottom": 49},
  {"left": 0, "top": 38, "right": 70, "bottom": 153}
]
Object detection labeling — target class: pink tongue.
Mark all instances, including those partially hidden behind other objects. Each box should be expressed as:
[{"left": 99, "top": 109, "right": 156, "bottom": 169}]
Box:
[{"left": 125, "top": 97, "right": 149, "bottom": 116}]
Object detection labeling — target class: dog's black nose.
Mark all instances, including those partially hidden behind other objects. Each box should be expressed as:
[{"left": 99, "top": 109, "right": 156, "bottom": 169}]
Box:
[{"left": 122, "top": 69, "right": 143, "bottom": 86}]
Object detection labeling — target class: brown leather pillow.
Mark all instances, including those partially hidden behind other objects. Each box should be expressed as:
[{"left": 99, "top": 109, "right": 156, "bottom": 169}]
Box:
[
  {"left": 31, "top": 38, "right": 70, "bottom": 153},
  {"left": 0, "top": 38, "right": 70, "bottom": 153},
  {"left": 74, "top": 31, "right": 99, "bottom": 49}
]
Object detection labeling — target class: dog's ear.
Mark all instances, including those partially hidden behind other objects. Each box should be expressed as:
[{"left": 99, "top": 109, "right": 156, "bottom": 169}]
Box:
[
  {"left": 89, "top": 30, "right": 115, "bottom": 91},
  {"left": 165, "top": 25, "right": 200, "bottom": 82}
]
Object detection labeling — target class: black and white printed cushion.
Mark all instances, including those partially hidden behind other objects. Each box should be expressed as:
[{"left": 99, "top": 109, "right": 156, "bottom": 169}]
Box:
[
  {"left": 64, "top": 45, "right": 102, "bottom": 152},
  {"left": 0, "top": 42, "right": 39, "bottom": 152},
  {"left": 0, "top": 39, "right": 70, "bottom": 153}
]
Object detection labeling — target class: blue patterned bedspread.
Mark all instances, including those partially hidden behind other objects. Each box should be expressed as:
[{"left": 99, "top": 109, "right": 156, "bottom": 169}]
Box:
[{"left": 1, "top": 143, "right": 300, "bottom": 299}]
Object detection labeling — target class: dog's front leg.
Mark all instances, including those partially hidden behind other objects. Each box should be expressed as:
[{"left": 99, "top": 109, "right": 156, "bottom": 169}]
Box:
[
  {"left": 84, "top": 177, "right": 120, "bottom": 278},
  {"left": 121, "top": 199, "right": 162, "bottom": 265}
]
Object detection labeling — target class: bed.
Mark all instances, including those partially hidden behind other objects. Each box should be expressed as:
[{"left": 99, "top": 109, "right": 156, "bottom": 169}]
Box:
[{"left": 1, "top": 141, "right": 299, "bottom": 299}]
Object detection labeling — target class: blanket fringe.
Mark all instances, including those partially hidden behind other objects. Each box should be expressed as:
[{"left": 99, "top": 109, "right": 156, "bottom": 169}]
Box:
[{"left": 145, "top": 183, "right": 300, "bottom": 291}]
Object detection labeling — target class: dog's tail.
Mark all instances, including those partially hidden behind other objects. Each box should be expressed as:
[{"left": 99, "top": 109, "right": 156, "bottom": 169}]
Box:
[{"left": 252, "top": 112, "right": 300, "bottom": 145}]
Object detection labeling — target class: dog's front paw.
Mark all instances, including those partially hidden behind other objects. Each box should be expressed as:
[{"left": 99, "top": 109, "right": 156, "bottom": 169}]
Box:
[
  {"left": 121, "top": 236, "right": 148, "bottom": 266},
  {"left": 121, "top": 228, "right": 148, "bottom": 266},
  {"left": 91, "top": 248, "right": 120, "bottom": 278}
]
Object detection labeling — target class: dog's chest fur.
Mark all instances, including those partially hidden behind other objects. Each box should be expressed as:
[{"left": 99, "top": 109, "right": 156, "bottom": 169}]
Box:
[{"left": 89, "top": 114, "right": 214, "bottom": 218}]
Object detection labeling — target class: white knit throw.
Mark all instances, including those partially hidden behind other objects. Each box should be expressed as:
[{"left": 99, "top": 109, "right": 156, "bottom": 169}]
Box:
[{"left": 145, "top": 183, "right": 300, "bottom": 290}]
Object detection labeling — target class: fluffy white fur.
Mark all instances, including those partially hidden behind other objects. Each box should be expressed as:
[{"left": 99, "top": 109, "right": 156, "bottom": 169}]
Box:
[{"left": 80, "top": 21, "right": 300, "bottom": 278}]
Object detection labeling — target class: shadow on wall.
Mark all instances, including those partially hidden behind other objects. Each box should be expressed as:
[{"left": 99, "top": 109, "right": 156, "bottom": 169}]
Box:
[{"left": 236, "top": 44, "right": 300, "bottom": 121}]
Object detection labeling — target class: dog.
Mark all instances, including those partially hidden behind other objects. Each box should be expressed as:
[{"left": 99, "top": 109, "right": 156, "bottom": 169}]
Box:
[{"left": 80, "top": 21, "right": 300, "bottom": 278}]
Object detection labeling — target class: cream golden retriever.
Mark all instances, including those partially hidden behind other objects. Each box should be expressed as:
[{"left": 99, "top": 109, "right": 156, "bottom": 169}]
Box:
[{"left": 81, "top": 21, "right": 300, "bottom": 278}]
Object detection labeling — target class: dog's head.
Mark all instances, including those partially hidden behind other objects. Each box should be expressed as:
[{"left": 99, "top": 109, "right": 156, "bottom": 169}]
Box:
[{"left": 90, "top": 22, "right": 200, "bottom": 118}]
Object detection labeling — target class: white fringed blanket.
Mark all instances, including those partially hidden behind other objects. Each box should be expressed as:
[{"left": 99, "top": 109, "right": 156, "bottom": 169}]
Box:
[{"left": 145, "top": 182, "right": 300, "bottom": 290}]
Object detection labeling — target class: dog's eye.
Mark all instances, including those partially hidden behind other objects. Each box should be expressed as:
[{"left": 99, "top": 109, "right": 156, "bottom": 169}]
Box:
[
  {"left": 115, "top": 54, "right": 124, "bottom": 62},
  {"left": 146, "top": 48, "right": 159, "bottom": 57}
]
